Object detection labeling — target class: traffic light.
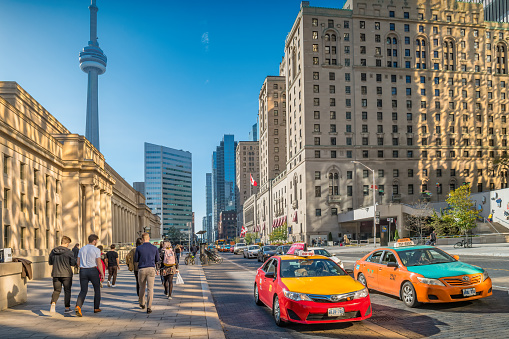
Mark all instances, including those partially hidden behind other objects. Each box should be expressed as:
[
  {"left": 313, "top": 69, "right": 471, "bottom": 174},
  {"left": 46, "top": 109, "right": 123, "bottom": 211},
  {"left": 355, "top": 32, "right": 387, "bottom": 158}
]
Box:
[{"left": 378, "top": 189, "right": 384, "bottom": 196}]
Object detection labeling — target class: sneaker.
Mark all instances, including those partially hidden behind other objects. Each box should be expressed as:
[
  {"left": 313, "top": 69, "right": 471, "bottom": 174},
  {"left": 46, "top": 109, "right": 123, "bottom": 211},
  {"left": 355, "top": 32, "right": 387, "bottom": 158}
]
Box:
[
  {"left": 147, "top": 308, "right": 152, "bottom": 314},
  {"left": 111, "top": 284, "right": 115, "bottom": 288},
  {"left": 94, "top": 309, "right": 102, "bottom": 313},
  {"left": 139, "top": 304, "right": 145, "bottom": 309},
  {"left": 168, "top": 296, "right": 172, "bottom": 300},
  {"left": 64, "top": 308, "right": 72, "bottom": 313},
  {"left": 75, "top": 306, "right": 82, "bottom": 317},
  {"left": 50, "top": 302, "right": 56, "bottom": 313},
  {"left": 107, "top": 281, "right": 111, "bottom": 287}
]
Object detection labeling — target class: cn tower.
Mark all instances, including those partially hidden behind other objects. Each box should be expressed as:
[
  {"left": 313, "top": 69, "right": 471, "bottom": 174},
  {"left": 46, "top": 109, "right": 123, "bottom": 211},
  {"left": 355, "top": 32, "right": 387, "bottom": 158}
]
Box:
[{"left": 79, "top": 0, "right": 107, "bottom": 151}]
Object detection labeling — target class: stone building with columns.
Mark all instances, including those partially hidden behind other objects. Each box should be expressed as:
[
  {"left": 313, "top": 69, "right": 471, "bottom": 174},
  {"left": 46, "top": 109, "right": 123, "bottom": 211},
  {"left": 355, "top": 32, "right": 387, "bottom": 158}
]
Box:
[{"left": 0, "top": 81, "right": 160, "bottom": 278}]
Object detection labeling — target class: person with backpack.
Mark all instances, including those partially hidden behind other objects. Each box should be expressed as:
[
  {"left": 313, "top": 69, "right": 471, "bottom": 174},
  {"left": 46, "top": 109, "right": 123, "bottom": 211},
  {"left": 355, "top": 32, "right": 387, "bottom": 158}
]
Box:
[
  {"left": 160, "top": 241, "right": 178, "bottom": 300},
  {"left": 126, "top": 238, "right": 143, "bottom": 296},
  {"left": 49, "top": 235, "right": 76, "bottom": 314},
  {"left": 105, "top": 244, "right": 120, "bottom": 287}
]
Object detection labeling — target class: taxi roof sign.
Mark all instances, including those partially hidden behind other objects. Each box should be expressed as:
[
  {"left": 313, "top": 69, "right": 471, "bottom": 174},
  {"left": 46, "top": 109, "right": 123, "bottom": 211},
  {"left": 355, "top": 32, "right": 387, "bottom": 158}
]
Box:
[
  {"left": 297, "top": 250, "right": 314, "bottom": 257},
  {"left": 394, "top": 238, "right": 415, "bottom": 248}
]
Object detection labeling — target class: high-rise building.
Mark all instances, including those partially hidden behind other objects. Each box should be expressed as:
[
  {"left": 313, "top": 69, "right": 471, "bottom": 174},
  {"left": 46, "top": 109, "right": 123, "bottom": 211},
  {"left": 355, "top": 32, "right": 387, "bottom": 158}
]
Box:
[
  {"left": 259, "top": 76, "right": 287, "bottom": 187},
  {"left": 143, "top": 142, "right": 192, "bottom": 237},
  {"left": 244, "top": 0, "right": 509, "bottom": 244},
  {"left": 218, "top": 211, "right": 237, "bottom": 240},
  {"left": 205, "top": 172, "right": 213, "bottom": 242},
  {"left": 483, "top": 0, "right": 509, "bottom": 23},
  {"left": 249, "top": 123, "right": 258, "bottom": 141},
  {"left": 133, "top": 182, "right": 145, "bottom": 195},
  {"left": 235, "top": 141, "right": 259, "bottom": 234},
  {"left": 79, "top": 0, "right": 107, "bottom": 151},
  {"left": 211, "top": 135, "right": 237, "bottom": 239}
]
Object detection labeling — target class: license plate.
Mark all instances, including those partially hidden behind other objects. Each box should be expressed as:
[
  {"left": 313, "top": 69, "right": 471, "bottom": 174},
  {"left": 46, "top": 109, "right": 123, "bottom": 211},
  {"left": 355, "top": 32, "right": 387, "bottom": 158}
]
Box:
[
  {"left": 328, "top": 307, "right": 345, "bottom": 317},
  {"left": 462, "top": 288, "right": 476, "bottom": 297}
]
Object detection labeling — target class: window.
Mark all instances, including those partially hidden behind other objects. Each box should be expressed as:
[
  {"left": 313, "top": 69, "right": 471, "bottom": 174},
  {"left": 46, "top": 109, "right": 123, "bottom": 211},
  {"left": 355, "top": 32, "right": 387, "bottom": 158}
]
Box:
[
  {"left": 4, "top": 225, "right": 10, "bottom": 248},
  {"left": 315, "top": 186, "right": 321, "bottom": 197},
  {"left": 315, "top": 150, "right": 320, "bottom": 158},
  {"left": 316, "top": 209, "right": 321, "bottom": 216},
  {"left": 20, "top": 227, "right": 25, "bottom": 249},
  {"left": 313, "top": 72, "right": 319, "bottom": 80},
  {"left": 34, "top": 197, "right": 38, "bottom": 214},
  {"left": 312, "top": 31, "right": 318, "bottom": 40},
  {"left": 20, "top": 163, "right": 25, "bottom": 180},
  {"left": 360, "top": 21, "right": 365, "bottom": 29},
  {"left": 3, "top": 188, "right": 9, "bottom": 209},
  {"left": 3, "top": 155, "right": 8, "bottom": 175}
]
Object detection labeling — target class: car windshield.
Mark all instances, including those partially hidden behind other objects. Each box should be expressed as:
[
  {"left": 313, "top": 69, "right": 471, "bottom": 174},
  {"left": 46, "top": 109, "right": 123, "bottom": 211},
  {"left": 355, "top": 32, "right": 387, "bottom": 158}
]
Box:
[
  {"left": 237, "top": 244, "right": 246, "bottom": 248},
  {"left": 249, "top": 246, "right": 259, "bottom": 250},
  {"left": 398, "top": 248, "right": 456, "bottom": 267},
  {"left": 283, "top": 246, "right": 291, "bottom": 252},
  {"left": 280, "top": 259, "right": 346, "bottom": 278},
  {"left": 264, "top": 246, "right": 277, "bottom": 251},
  {"left": 313, "top": 249, "right": 332, "bottom": 257}
]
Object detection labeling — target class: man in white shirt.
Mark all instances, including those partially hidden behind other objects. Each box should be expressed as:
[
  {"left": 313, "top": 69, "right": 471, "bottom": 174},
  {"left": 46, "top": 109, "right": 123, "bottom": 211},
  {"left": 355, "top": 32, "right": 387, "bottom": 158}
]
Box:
[{"left": 75, "top": 234, "right": 103, "bottom": 317}]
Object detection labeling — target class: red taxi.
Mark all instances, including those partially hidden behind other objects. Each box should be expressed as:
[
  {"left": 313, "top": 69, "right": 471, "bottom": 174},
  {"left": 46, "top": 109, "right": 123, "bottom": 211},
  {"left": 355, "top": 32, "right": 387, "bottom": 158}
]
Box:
[{"left": 254, "top": 252, "right": 372, "bottom": 326}]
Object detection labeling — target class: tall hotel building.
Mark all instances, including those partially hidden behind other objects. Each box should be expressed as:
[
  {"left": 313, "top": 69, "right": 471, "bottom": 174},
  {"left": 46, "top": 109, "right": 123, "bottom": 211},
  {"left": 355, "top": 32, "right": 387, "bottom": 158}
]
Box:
[
  {"left": 144, "top": 142, "right": 192, "bottom": 237},
  {"left": 236, "top": 141, "right": 260, "bottom": 233},
  {"left": 244, "top": 0, "right": 509, "bottom": 243}
]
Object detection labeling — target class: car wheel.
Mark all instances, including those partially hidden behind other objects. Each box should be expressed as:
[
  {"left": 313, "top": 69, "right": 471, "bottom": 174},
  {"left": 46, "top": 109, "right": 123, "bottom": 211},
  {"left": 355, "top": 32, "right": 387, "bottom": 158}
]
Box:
[
  {"left": 357, "top": 273, "right": 367, "bottom": 287},
  {"left": 254, "top": 284, "right": 263, "bottom": 306},
  {"left": 401, "top": 282, "right": 420, "bottom": 308},
  {"left": 273, "top": 295, "right": 286, "bottom": 327}
]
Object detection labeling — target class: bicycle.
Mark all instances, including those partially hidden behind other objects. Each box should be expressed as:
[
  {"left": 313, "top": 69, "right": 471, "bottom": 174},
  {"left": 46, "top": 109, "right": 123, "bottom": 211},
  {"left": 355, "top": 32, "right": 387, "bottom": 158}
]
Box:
[
  {"left": 185, "top": 253, "right": 195, "bottom": 265},
  {"left": 454, "top": 238, "right": 472, "bottom": 249}
]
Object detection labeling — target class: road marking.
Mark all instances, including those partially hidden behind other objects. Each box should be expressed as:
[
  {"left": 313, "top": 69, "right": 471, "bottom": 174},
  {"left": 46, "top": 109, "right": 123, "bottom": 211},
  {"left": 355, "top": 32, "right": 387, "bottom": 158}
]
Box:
[
  {"left": 485, "top": 267, "right": 509, "bottom": 272},
  {"left": 221, "top": 256, "right": 257, "bottom": 272},
  {"left": 493, "top": 285, "right": 509, "bottom": 290}
]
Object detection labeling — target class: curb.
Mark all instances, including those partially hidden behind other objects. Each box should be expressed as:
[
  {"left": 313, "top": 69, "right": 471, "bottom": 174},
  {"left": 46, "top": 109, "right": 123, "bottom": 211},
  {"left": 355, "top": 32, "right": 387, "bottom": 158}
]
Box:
[{"left": 194, "top": 261, "right": 226, "bottom": 339}]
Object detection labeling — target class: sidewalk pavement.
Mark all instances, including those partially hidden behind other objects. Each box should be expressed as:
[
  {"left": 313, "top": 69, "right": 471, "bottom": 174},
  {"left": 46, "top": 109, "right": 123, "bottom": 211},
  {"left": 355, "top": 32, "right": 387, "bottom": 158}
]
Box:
[
  {"left": 328, "top": 242, "right": 509, "bottom": 257},
  {"left": 0, "top": 258, "right": 225, "bottom": 339}
]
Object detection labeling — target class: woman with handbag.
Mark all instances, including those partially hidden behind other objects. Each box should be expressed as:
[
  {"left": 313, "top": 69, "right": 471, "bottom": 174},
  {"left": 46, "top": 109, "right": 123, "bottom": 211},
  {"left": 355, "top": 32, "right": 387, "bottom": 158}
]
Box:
[{"left": 160, "top": 241, "right": 178, "bottom": 300}]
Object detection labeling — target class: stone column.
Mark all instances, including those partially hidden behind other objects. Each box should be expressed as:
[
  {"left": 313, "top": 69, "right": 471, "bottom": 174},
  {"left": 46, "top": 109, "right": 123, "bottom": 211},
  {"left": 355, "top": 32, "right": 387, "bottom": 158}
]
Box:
[
  {"left": 106, "top": 194, "right": 112, "bottom": 246},
  {"left": 100, "top": 191, "right": 107, "bottom": 245},
  {"left": 84, "top": 184, "right": 95, "bottom": 239},
  {"left": 94, "top": 186, "right": 101, "bottom": 239}
]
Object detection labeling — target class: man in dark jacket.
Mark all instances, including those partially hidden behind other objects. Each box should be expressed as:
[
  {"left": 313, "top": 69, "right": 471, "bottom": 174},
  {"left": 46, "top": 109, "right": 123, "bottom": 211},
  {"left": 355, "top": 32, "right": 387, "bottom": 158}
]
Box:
[
  {"left": 49, "top": 235, "right": 76, "bottom": 313},
  {"left": 72, "top": 243, "right": 80, "bottom": 274}
]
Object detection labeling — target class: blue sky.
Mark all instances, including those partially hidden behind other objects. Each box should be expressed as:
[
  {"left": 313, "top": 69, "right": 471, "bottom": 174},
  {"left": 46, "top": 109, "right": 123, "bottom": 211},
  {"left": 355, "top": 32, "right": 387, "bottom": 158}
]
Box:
[{"left": 0, "top": 0, "right": 345, "bottom": 231}]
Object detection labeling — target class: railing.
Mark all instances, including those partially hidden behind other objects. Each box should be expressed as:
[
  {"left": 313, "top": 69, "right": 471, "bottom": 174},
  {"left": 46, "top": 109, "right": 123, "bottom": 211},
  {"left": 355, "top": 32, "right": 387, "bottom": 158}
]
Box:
[{"left": 483, "top": 218, "right": 501, "bottom": 234}]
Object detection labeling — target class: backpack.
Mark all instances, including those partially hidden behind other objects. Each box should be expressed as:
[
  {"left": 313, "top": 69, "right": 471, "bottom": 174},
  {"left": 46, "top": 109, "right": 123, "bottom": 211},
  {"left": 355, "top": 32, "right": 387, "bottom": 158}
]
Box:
[{"left": 163, "top": 248, "right": 175, "bottom": 265}]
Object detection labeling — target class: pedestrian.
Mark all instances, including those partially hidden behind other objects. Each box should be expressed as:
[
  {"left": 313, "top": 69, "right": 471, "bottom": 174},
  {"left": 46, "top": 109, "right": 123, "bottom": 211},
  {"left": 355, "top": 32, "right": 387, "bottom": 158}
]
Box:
[
  {"left": 72, "top": 243, "right": 80, "bottom": 274},
  {"left": 75, "top": 234, "right": 103, "bottom": 317},
  {"left": 160, "top": 241, "right": 178, "bottom": 300},
  {"left": 49, "top": 235, "right": 76, "bottom": 314},
  {"left": 105, "top": 244, "right": 120, "bottom": 287},
  {"left": 175, "top": 244, "right": 181, "bottom": 264},
  {"left": 430, "top": 230, "right": 437, "bottom": 246},
  {"left": 126, "top": 238, "right": 143, "bottom": 296},
  {"left": 158, "top": 242, "right": 165, "bottom": 285},
  {"left": 134, "top": 232, "right": 160, "bottom": 314},
  {"left": 96, "top": 245, "right": 106, "bottom": 287}
]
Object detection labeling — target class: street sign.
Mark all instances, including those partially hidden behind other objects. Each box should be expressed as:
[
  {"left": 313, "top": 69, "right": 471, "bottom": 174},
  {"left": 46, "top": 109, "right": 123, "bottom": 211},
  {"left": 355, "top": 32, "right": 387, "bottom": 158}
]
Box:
[
  {"left": 381, "top": 225, "right": 388, "bottom": 232},
  {"left": 370, "top": 185, "right": 378, "bottom": 189},
  {"left": 387, "top": 218, "right": 394, "bottom": 222},
  {"left": 375, "top": 217, "right": 380, "bottom": 224}
]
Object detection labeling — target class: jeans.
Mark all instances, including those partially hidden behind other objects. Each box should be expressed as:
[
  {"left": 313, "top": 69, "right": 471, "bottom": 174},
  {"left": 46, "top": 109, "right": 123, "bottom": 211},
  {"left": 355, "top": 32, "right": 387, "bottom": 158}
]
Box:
[
  {"left": 138, "top": 267, "right": 156, "bottom": 309},
  {"left": 163, "top": 274, "right": 175, "bottom": 296},
  {"left": 107, "top": 266, "right": 118, "bottom": 285},
  {"left": 76, "top": 268, "right": 101, "bottom": 310},
  {"left": 51, "top": 277, "right": 72, "bottom": 308},
  {"left": 134, "top": 270, "right": 139, "bottom": 296}
]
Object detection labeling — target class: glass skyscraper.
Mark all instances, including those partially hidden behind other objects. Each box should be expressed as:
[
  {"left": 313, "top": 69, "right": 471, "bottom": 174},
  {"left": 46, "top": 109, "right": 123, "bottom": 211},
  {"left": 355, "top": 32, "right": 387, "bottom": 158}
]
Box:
[
  {"left": 211, "top": 135, "right": 237, "bottom": 240},
  {"left": 205, "top": 173, "right": 213, "bottom": 243},
  {"left": 144, "top": 142, "right": 192, "bottom": 237}
]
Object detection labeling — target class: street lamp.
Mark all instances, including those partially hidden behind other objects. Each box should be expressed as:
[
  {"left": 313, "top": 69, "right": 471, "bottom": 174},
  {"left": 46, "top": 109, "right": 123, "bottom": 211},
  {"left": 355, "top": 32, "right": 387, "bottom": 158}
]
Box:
[{"left": 352, "top": 161, "right": 377, "bottom": 248}]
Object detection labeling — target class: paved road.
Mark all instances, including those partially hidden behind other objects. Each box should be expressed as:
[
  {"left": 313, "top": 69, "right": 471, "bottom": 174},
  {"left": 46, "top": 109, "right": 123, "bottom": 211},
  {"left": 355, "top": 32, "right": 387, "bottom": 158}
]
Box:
[{"left": 203, "top": 252, "right": 509, "bottom": 339}]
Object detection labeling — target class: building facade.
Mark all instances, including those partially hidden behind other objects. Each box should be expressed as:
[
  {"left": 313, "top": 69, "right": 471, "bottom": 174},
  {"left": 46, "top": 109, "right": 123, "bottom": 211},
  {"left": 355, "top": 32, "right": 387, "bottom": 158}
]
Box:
[
  {"left": 211, "top": 135, "right": 237, "bottom": 240},
  {"left": 235, "top": 141, "right": 259, "bottom": 235},
  {"left": 0, "top": 82, "right": 159, "bottom": 278},
  {"left": 205, "top": 172, "right": 213, "bottom": 242},
  {"left": 483, "top": 0, "right": 509, "bottom": 23},
  {"left": 143, "top": 142, "right": 192, "bottom": 237},
  {"left": 218, "top": 210, "right": 237, "bottom": 240},
  {"left": 249, "top": 123, "right": 258, "bottom": 141},
  {"left": 244, "top": 0, "right": 509, "bottom": 244}
]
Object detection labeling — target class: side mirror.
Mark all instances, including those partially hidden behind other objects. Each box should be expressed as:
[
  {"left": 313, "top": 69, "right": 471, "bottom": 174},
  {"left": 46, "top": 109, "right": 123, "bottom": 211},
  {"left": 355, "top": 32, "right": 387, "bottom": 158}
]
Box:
[
  {"left": 453, "top": 255, "right": 460, "bottom": 261},
  {"left": 265, "top": 272, "right": 275, "bottom": 279},
  {"left": 345, "top": 268, "right": 354, "bottom": 274},
  {"left": 387, "top": 262, "right": 399, "bottom": 268}
]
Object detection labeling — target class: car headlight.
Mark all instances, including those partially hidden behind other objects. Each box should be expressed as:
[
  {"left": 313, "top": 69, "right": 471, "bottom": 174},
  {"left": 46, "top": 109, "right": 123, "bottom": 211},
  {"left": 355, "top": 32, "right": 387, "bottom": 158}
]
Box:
[
  {"left": 482, "top": 270, "right": 489, "bottom": 282},
  {"left": 283, "top": 290, "right": 313, "bottom": 301},
  {"left": 417, "top": 277, "right": 445, "bottom": 286},
  {"left": 353, "top": 287, "right": 369, "bottom": 299}
]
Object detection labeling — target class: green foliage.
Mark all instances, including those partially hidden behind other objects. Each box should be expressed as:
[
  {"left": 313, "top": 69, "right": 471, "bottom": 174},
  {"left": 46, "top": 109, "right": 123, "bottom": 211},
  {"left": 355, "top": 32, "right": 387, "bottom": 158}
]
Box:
[
  {"left": 244, "top": 232, "right": 258, "bottom": 245},
  {"left": 328, "top": 232, "right": 333, "bottom": 242},
  {"left": 394, "top": 229, "right": 399, "bottom": 240},
  {"left": 269, "top": 225, "right": 288, "bottom": 243},
  {"left": 443, "top": 184, "right": 478, "bottom": 234},
  {"left": 165, "top": 226, "right": 186, "bottom": 244}
]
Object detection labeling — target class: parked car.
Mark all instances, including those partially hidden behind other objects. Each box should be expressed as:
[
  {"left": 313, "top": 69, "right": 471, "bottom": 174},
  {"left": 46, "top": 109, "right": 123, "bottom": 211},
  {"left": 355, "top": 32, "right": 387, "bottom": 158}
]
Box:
[
  {"left": 234, "top": 243, "right": 247, "bottom": 255},
  {"left": 307, "top": 247, "right": 344, "bottom": 269},
  {"left": 275, "top": 245, "right": 291, "bottom": 256},
  {"left": 243, "top": 245, "right": 260, "bottom": 259},
  {"left": 258, "top": 245, "right": 278, "bottom": 262}
]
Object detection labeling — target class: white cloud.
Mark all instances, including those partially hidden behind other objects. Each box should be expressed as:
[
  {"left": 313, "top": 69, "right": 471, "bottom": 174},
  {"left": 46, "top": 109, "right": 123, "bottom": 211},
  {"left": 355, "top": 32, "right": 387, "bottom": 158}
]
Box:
[{"left": 201, "top": 32, "right": 209, "bottom": 51}]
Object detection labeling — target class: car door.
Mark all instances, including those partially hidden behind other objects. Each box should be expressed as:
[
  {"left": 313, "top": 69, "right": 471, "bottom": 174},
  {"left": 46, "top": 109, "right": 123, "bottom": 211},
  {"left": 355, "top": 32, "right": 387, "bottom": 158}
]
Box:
[
  {"left": 258, "top": 259, "right": 274, "bottom": 305},
  {"left": 362, "top": 250, "right": 384, "bottom": 290},
  {"left": 265, "top": 258, "right": 279, "bottom": 308},
  {"left": 378, "top": 250, "right": 400, "bottom": 295}
]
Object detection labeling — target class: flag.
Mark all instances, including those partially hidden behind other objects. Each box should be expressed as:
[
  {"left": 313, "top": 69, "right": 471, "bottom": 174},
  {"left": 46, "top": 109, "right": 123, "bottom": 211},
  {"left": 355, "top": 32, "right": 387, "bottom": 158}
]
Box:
[
  {"left": 250, "top": 173, "right": 258, "bottom": 186},
  {"left": 240, "top": 226, "right": 247, "bottom": 237}
]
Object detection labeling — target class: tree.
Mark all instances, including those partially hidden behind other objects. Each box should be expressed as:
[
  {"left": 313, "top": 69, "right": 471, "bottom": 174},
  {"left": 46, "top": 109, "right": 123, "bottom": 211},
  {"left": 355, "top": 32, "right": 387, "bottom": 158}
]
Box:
[
  {"left": 244, "top": 232, "right": 259, "bottom": 245},
  {"left": 443, "top": 184, "right": 478, "bottom": 236},
  {"left": 328, "top": 232, "right": 333, "bottom": 242},
  {"left": 269, "top": 225, "right": 288, "bottom": 243},
  {"left": 166, "top": 226, "right": 185, "bottom": 244},
  {"left": 404, "top": 200, "right": 433, "bottom": 242}
]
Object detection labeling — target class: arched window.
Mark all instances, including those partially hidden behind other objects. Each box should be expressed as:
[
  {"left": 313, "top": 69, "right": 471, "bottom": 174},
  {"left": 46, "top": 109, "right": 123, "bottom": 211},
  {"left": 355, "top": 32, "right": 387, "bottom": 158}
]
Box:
[
  {"left": 323, "top": 30, "right": 338, "bottom": 65},
  {"left": 416, "top": 38, "right": 427, "bottom": 69},
  {"left": 443, "top": 39, "right": 455, "bottom": 71},
  {"left": 331, "top": 34, "right": 336, "bottom": 41},
  {"left": 328, "top": 172, "right": 339, "bottom": 196},
  {"left": 325, "top": 34, "right": 330, "bottom": 41},
  {"left": 386, "top": 34, "right": 399, "bottom": 68},
  {"left": 496, "top": 43, "right": 507, "bottom": 74}
]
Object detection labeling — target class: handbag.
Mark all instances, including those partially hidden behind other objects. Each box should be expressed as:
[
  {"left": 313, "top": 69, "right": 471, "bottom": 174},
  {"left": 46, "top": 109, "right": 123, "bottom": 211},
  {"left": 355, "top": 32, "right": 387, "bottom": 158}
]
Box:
[{"left": 175, "top": 272, "right": 184, "bottom": 285}]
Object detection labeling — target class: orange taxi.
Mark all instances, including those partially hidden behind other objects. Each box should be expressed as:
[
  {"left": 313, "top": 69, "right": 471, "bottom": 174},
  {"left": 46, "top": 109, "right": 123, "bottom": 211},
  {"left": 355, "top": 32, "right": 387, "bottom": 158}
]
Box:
[{"left": 354, "top": 239, "right": 492, "bottom": 307}]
